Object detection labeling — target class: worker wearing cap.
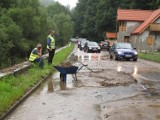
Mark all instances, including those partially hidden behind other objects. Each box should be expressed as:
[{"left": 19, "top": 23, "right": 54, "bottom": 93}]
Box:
[
  {"left": 47, "top": 30, "right": 56, "bottom": 64},
  {"left": 29, "top": 44, "right": 44, "bottom": 68}
]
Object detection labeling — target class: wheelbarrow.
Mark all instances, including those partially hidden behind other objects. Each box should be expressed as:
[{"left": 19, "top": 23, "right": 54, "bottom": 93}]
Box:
[
  {"left": 53, "top": 66, "right": 79, "bottom": 81},
  {"left": 54, "top": 62, "right": 93, "bottom": 81}
]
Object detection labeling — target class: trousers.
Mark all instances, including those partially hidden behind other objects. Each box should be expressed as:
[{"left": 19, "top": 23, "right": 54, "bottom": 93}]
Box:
[{"left": 48, "top": 49, "right": 55, "bottom": 64}]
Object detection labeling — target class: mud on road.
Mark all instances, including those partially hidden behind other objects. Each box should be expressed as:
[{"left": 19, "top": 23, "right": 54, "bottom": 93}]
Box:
[{"left": 77, "top": 69, "right": 137, "bottom": 87}]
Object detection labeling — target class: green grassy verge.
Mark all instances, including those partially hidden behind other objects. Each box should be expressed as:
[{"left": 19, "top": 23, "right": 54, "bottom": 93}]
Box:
[
  {"left": 0, "top": 44, "right": 74, "bottom": 117},
  {"left": 138, "top": 52, "right": 160, "bottom": 63}
]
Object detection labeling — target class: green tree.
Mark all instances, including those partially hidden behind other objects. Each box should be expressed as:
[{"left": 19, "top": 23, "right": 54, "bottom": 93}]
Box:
[
  {"left": 0, "top": 0, "right": 15, "bottom": 9},
  {"left": 82, "top": 0, "right": 99, "bottom": 40},
  {"left": 0, "top": 9, "right": 22, "bottom": 67},
  {"left": 72, "top": 0, "right": 89, "bottom": 38},
  {"left": 53, "top": 13, "right": 74, "bottom": 46},
  {"left": 131, "top": 0, "right": 160, "bottom": 10},
  {"left": 47, "top": 2, "right": 71, "bottom": 17}
]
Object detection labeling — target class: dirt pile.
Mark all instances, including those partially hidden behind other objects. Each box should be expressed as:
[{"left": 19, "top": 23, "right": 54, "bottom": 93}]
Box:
[{"left": 58, "top": 61, "right": 72, "bottom": 67}]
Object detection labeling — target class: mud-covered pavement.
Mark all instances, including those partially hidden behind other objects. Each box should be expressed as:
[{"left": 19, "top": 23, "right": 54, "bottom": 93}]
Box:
[{"left": 6, "top": 45, "right": 160, "bottom": 120}]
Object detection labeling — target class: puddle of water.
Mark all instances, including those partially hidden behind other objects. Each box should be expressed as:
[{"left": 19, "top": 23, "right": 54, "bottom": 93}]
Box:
[
  {"left": 59, "top": 80, "right": 67, "bottom": 90},
  {"left": 148, "top": 105, "right": 160, "bottom": 108},
  {"left": 136, "top": 69, "right": 160, "bottom": 81},
  {"left": 46, "top": 73, "right": 81, "bottom": 92},
  {"left": 48, "top": 80, "right": 54, "bottom": 92},
  {"left": 133, "top": 66, "right": 138, "bottom": 75},
  {"left": 117, "top": 66, "right": 122, "bottom": 72}
]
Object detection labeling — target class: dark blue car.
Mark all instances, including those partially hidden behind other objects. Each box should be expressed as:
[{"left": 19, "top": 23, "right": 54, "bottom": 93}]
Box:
[{"left": 109, "top": 42, "right": 138, "bottom": 61}]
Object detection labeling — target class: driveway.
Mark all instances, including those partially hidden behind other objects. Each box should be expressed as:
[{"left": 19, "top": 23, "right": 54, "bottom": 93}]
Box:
[{"left": 6, "top": 46, "right": 160, "bottom": 120}]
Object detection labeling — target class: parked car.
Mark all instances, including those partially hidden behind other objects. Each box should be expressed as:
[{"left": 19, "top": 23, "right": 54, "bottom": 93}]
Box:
[
  {"left": 79, "top": 40, "right": 89, "bottom": 50},
  {"left": 109, "top": 42, "right": 138, "bottom": 61},
  {"left": 99, "top": 41, "right": 110, "bottom": 50},
  {"left": 84, "top": 41, "right": 101, "bottom": 53}
]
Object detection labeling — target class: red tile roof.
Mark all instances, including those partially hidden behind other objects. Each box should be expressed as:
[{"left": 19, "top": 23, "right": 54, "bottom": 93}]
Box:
[
  {"left": 132, "top": 9, "right": 160, "bottom": 34},
  {"left": 117, "top": 9, "right": 153, "bottom": 21},
  {"left": 106, "top": 32, "right": 117, "bottom": 39}
]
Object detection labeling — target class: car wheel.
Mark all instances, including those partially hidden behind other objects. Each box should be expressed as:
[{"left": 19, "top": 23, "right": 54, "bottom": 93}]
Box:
[
  {"left": 98, "top": 50, "right": 101, "bottom": 53},
  {"left": 133, "top": 58, "right": 137, "bottom": 61}
]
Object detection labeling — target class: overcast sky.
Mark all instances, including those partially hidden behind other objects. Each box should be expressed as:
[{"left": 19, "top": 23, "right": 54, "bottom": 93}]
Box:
[{"left": 54, "top": 0, "right": 78, "bottom": 8}]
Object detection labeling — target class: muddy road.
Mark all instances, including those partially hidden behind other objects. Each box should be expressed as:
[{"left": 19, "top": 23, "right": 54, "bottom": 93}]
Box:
[{"left": 6, "top": 46, "right": 160, "bottom": 120}]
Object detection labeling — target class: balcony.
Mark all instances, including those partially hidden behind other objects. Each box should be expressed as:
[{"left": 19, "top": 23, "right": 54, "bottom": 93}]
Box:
[{"left": 149, "top": 24, "right": 160, "bottom": 31}]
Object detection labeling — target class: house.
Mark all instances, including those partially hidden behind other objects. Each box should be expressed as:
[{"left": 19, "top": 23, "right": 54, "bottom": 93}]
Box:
[
  {"left": 106, "top": 32, "right": 117, "bottom": 40},
  {"left": 117, "top": 9, "right": 160, "bottom": 52},
  {"left": 105, "top": 32, "right": 117, "bottom": 45}
]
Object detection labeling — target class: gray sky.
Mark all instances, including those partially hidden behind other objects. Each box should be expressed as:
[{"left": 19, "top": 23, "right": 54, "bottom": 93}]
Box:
[{"left": 54, "top": 0, "right": 78, "bottom": 8}]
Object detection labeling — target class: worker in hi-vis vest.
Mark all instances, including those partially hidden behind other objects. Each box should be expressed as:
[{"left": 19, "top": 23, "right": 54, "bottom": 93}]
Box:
[
  {"left": 29, "top": 44, "right": 44, "bottom": 68},
  {"left": 47, "top": 30, "right": 56, "bottom": 64}
]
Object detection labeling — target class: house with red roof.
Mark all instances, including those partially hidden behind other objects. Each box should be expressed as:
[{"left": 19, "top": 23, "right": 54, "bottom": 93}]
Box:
[
  {"left": 106, "top": 32, "right": 117, "bottom": 40},
  {"left": 117, "top": 9, "right": 160, "bottom": 51},
  {"left": 105, "top": 32, "right": 117, "bottom": 46}
]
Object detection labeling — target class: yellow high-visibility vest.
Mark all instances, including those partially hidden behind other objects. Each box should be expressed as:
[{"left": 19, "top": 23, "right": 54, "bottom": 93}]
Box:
[
  {"left": 29, "top": 48, "right": 39, "bottom": 61},
  {"left": 47, "top": 35, "right": 55, "bottom": 49}
]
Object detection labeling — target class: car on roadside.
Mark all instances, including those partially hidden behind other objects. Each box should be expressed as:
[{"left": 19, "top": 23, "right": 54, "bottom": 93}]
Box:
[
  {"left": 109, "top": 42, "right": 138, "bottom": 61},
  {"left": 84, "top": 41, "right": 101, "bottom": 53},
  {"left": 99, "top": 41, "right": 110, "bottom": 50}
]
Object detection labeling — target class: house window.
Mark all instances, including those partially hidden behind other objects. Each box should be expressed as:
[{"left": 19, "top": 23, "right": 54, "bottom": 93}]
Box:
[{"left": 119, "top": 21, "right": 126, "bottom": 31}]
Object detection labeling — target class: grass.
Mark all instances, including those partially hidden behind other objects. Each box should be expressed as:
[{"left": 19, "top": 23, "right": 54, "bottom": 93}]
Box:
[
  {"left": 138, "top": 52, "right": 160, "bottom": 63},
  {"left": 0, "top": 44, "right": 74, "bottom": 117}
]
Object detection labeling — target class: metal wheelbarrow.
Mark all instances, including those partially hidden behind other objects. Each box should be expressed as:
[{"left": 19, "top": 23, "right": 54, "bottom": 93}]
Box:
[
  {"left": 53, "top": 66, "right": 79, "bottom": 81},
  {"left": 54, "top": 62, "right": 93, "bottom": 81}
]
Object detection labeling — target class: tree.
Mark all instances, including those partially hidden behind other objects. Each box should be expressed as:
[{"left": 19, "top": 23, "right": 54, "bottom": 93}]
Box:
[
  {"left": 53, "top": 13, "right": 74, "bottom": 46},
  {"left": 47, "top": 2, "right": 71, "bottom": 17},
  {"left": 0, "top": 9, "right": 22, "bottom": 67},
  {"left": 0, "top": 0, "right": 15, "bottom": 9},
  {"left": 131, "top": 0, "right": 160, "bottom": 10},
  {"left": 82, "top": 0, "right": 99, "bottom": 40}
]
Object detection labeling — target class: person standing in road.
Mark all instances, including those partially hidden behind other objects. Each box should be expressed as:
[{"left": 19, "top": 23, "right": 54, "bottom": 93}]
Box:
[
  {"left": 47, "top": 30, "right": 56, "bottom": 64},
  {"left": 29, "top": 44, "right": 44, "bottom": 68}
]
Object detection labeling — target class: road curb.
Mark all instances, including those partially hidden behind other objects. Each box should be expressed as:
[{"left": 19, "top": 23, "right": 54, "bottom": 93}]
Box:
[{"left": 0, "top": 73, "right": 51, "bottom": 120}]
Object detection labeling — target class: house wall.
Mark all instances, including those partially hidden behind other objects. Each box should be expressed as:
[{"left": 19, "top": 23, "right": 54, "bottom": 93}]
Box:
[
  {"left": 118, "top": 21, "right": 140, "bottom": 42},
  {"left": 155, "top": 17, "right": 160, "bottom": 51},
  {"left": 131, "top": 30, "right": 153, "bottom": 52},
  {"left": 126, "top": 22, "right": 140, "bottom": 32},
  {"left": 130, "top": 35, "right": 138, "bottom": 48},
  {"left": 139, "top": 30, "right": 152, "bottom": 52},
  {"left": 156, "top": 34, "right": 160, "bottom": 51},
  {"left": 131, "top": 17, "right": 160, "bottom": 52}
]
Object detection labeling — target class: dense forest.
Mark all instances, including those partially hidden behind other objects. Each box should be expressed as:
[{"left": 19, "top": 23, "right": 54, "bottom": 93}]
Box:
[
  {"left": 0, "top": 0, "right": 160, "bottom": 68},
  {"left": 0, "top": 0, "right": 74, "bottom": 68}
]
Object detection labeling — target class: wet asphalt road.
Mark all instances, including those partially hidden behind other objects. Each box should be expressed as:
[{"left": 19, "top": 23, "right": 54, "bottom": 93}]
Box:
[{"left": 6, "top": 46, "right": 160, "bottom": 120}]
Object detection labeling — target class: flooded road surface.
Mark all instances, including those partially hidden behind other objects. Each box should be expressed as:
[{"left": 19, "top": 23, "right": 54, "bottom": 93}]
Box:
[{"left": 7, "top": 46, "right": 160, "bottom": 120}]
